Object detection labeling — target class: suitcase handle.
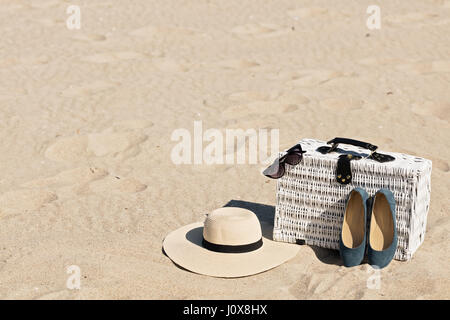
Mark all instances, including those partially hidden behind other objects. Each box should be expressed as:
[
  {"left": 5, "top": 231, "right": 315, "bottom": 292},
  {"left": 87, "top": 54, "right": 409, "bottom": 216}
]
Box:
[
  {"left": 326, "top": 137, "right": 378, "bottom": 154},
  {"left": 317, "top": 138, "right": 395, "bottom": 163}
]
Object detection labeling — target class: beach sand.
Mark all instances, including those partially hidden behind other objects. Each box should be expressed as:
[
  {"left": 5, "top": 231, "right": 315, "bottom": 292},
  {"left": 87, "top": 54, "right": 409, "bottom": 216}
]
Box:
[{"left": 0, "top": 0, "right": 449, "bottom": 299}]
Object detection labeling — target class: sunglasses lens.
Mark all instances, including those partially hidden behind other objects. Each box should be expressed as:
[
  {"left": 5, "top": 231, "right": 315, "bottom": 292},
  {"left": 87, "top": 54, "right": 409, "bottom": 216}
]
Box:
[
  {"left": 263, "top": 161, "right": 285, "bottom": 179},
  {"left": 284, "top": 153, "right": 302, "bottom": 165}
]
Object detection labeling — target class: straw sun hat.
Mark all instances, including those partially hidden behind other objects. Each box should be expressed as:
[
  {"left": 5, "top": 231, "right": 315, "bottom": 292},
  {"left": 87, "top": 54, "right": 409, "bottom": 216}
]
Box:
[{"left": 163, "top": 207, "right": 299, "bottom": 278}]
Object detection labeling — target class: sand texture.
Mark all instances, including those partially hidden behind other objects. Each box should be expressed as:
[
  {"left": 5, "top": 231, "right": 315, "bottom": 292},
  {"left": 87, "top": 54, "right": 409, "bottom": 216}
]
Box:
[{"left": 0, "top": 0, "right": 449, "bottom": 299}]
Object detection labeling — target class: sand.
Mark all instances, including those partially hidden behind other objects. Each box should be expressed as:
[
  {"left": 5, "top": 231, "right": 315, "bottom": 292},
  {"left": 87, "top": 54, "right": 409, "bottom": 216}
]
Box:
[{"left": 0, "top": 0, "right": 449, "bottom": 299}]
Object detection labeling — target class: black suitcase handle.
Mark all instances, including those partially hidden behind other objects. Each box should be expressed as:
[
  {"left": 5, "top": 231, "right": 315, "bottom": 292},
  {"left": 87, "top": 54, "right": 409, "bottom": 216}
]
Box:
[
  {"left": 326, "top": 137, "right": 378, "bottom": 153},
  {"left": 317, "top": 137, "right": 394, "bottom": 163}
]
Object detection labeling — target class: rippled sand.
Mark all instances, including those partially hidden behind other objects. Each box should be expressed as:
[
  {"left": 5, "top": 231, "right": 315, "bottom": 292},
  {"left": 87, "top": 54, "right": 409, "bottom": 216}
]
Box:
[{"left": 0, "top": 0, "right": 448, "bottom": 299}]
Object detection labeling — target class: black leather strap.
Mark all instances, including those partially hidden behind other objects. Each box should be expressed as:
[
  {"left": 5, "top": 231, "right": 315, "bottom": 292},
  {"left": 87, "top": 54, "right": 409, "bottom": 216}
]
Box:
[
  {"left": 336, "top": 154, "right": 361, "bottom": 185},
  {"left": 202, "top": 238, "right": 263, "bottom": 253},
  {"left": 370, "top": 152, "right": 395, "bottom": 163}
]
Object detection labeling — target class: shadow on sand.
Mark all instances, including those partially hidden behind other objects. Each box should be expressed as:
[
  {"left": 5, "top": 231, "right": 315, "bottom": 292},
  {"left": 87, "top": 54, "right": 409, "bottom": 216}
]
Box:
[{"left": 224, "top": 199, "right": 343, "bottom": 266}]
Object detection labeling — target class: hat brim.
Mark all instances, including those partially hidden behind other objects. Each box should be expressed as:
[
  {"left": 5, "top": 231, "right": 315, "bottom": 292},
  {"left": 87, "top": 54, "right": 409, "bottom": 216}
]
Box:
[{"left": 163, "top": 221, "right": 299, "bottom": 278}]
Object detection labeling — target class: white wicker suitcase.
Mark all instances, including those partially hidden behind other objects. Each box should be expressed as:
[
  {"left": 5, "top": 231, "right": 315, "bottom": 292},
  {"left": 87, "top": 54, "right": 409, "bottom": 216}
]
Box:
[{"left": 272, "top": 138, "right": 432, "bottom": 261}]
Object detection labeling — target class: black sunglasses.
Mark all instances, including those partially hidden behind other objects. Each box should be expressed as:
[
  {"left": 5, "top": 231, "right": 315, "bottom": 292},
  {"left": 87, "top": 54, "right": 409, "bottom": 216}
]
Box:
[{"left": 263, "top": 144, "right": 306, "bottom": 179}]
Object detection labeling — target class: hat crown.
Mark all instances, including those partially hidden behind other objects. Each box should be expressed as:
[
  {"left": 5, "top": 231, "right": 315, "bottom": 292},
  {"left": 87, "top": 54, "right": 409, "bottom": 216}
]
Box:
[{"left": 203, "top": 207, "right": 262, "bottom": 246}]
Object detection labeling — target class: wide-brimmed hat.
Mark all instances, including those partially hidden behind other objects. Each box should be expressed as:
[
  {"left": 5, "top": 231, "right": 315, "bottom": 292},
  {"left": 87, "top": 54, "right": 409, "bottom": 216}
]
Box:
[{"left": 163, "top": 207, "right": 299, "bottom": 278}]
